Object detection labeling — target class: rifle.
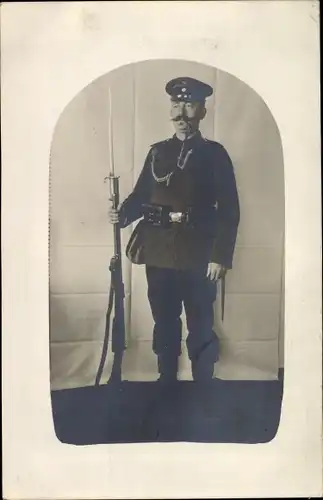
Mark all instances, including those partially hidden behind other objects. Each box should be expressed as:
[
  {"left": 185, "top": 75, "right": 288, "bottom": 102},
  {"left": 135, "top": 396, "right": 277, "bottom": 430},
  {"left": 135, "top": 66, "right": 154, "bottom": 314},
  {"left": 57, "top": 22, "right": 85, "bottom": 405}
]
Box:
[{"left": 95, "top": 88, "right": 126, "bottom": 386}]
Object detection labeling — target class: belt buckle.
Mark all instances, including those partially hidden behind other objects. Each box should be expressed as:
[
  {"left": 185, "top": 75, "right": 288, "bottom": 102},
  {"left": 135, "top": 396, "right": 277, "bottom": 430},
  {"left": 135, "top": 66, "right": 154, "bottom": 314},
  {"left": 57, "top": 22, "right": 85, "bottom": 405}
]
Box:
[{"left": 169, "top": 212, "right": 185, "bottom": 223}]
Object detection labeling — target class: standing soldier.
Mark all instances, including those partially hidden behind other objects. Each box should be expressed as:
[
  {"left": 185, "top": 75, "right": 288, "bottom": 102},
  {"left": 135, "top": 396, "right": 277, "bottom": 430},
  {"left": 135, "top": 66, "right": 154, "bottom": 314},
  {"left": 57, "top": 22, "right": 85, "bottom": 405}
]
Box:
[{"left": 109, "top": 77, "right": 240, "bottom": 383}]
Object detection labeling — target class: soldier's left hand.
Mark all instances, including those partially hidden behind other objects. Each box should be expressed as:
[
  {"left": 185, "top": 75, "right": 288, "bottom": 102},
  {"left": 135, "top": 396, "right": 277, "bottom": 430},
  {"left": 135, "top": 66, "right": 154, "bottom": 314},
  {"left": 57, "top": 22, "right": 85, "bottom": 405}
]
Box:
[{"left": 207, "top": 262, "right": 227, "bottom": 282}]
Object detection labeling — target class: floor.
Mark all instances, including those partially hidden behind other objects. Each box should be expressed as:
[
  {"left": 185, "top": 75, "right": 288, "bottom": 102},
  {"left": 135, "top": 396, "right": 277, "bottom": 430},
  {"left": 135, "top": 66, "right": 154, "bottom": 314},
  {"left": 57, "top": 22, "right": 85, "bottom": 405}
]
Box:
[{"left": 51, "top": 373, "right": 284, "bottom": 445}]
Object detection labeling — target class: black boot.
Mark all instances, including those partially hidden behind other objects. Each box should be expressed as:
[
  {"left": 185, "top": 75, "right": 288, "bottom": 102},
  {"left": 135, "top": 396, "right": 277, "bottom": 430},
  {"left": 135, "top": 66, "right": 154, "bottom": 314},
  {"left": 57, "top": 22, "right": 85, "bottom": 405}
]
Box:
[
  {"left": 191, "top": 338, "right": 219, "bottom": 382},
  {"left": 157, "top": 356, "right": 178, "bottom": 384},
  {"left": 191, "top": 359, "right": 215, "bottom": 382}
]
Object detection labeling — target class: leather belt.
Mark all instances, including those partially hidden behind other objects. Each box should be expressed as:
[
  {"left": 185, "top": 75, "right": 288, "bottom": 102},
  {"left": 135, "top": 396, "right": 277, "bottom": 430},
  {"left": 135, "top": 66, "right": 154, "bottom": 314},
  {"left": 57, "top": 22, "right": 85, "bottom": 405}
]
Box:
[
  {"left": 142, "top": 203, "right": 217, "bottom": 230},
  {"left": 142, "top": 204, "right": 188, "bottom": 227}
]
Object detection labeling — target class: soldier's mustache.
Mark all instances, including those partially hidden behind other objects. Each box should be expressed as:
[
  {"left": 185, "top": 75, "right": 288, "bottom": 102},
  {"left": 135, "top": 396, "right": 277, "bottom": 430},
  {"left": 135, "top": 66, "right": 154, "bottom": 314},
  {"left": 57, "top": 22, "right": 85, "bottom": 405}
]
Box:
[{"left": 172, "top": 116, "right": 190, "bottom": 122}]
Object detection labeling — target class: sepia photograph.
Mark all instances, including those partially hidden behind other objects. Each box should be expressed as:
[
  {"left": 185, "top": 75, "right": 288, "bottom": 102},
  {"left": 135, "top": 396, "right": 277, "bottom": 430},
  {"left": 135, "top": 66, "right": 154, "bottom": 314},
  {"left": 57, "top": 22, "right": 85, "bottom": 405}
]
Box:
[
  {"left": 2, "top": 2, "right": 321, "bottom": 498},
  {"left": 49, "top": 59, "right": 285, "bottom": 444}
]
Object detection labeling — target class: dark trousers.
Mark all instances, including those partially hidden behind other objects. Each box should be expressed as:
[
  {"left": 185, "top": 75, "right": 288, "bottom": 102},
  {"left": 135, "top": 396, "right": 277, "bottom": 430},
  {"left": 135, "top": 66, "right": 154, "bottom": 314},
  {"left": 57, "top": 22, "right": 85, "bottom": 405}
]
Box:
[{"left": 145, "top": 266, "right": 219, "bottom": 380}]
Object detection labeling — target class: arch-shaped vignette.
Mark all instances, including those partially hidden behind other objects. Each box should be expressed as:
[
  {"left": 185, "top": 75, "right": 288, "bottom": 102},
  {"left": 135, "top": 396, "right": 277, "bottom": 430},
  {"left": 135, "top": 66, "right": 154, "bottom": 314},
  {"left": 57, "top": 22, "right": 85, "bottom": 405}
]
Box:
[{"left": 49, "top": 59, "right": 285, "bottom": 445}]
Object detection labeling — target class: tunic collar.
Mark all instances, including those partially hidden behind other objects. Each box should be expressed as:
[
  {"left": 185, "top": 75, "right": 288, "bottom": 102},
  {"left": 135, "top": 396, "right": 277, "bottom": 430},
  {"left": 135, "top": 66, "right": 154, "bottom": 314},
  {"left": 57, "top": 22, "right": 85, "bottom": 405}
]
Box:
[{"left": 172, "top": 130, "right": 203, "bottom": 148}]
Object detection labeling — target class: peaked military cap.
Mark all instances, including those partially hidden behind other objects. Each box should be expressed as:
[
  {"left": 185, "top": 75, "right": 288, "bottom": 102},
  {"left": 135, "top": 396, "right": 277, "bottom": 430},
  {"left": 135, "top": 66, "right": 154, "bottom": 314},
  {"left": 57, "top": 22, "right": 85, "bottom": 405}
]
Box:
[{"left": 166, "top": 76, "right": 213, "bottom": 102}]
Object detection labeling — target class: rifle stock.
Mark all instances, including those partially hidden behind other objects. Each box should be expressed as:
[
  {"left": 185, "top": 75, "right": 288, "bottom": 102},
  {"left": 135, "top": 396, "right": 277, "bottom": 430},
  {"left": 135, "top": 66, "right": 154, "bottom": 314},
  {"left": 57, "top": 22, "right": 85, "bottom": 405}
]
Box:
[{"left": 95, "top": 174, "right": 126, "bottom": 385}]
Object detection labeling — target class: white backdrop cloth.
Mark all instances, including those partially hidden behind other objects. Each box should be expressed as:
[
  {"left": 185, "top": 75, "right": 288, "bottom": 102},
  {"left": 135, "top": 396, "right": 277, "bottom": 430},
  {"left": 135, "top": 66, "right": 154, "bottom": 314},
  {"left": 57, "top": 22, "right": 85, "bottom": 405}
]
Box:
[{"left": 49, "top": 60, "right": 285, "bottom": 390}]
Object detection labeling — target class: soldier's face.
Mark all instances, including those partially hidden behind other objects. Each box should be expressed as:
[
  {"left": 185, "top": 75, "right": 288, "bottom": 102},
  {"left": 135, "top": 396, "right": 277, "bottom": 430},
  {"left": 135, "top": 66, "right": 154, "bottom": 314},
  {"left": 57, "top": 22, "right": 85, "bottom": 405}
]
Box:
[{"left": 170, "top": 100, "right": 206, "bottom": 136}]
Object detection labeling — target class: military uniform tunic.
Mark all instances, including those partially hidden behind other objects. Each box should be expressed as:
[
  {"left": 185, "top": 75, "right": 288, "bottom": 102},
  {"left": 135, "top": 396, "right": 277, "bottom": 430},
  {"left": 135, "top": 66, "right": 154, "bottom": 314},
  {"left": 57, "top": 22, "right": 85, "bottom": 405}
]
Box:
[
  {"left": 119, "top": 131, "right": 240, "bottom": 271},
  {"left": 118, "top": 131, "right": 240, "bottom": 379}
]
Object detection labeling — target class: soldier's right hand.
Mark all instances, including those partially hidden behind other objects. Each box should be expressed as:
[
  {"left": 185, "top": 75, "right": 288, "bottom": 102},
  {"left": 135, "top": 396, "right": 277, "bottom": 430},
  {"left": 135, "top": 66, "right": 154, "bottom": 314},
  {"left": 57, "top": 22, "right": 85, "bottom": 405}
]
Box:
[{"left": 108, "top": 207, "right": 120, "bottom": 224}]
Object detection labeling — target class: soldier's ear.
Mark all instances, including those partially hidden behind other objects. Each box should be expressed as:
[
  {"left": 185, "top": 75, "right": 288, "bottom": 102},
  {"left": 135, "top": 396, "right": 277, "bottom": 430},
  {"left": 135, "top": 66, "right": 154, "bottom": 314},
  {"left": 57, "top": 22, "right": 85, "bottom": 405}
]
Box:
[{"left": 199, "top": 104, "right": 207, "bottom": 120}]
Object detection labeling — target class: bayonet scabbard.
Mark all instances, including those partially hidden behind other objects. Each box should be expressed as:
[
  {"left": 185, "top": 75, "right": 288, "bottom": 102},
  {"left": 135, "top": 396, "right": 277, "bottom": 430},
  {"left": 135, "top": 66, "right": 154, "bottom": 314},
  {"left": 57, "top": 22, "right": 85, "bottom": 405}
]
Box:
[{"left": 221, "top": 275, "right": 226, "bottom": 322}]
